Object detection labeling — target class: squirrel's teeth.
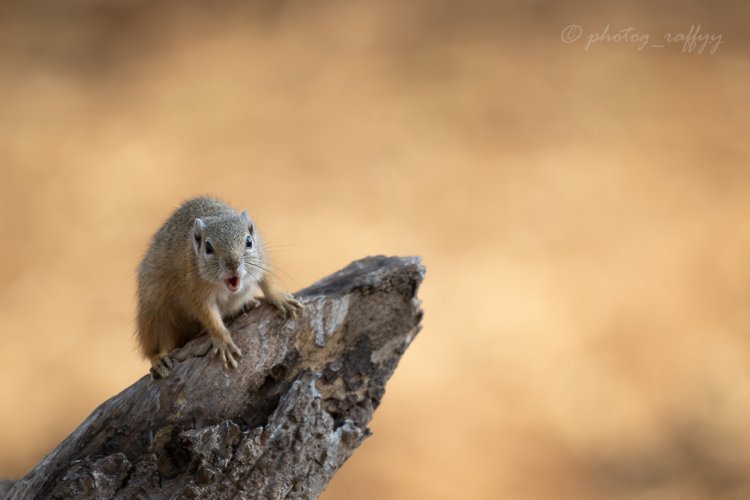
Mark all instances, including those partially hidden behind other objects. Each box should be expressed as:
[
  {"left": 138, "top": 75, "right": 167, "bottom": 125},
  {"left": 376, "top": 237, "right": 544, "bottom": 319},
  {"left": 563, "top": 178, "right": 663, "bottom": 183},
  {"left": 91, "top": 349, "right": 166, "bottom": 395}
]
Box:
[{"left": 225, "top": 276, "right": 240, "bottom": 292}]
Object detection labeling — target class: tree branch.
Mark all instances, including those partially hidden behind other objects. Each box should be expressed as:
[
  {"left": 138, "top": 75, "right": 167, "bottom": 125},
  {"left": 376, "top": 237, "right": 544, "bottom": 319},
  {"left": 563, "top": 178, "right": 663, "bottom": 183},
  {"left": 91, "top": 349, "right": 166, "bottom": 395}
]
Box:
[{"left": 5, "top": 256, "right": 424, "bottom": 499}]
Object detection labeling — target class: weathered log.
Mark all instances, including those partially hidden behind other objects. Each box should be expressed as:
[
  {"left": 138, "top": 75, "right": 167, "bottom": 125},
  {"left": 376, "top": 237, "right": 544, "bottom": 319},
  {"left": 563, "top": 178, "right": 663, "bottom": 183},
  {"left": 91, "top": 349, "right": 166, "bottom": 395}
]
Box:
[{"left": 5, "top": 255, "right": 424, "bottom": 499}]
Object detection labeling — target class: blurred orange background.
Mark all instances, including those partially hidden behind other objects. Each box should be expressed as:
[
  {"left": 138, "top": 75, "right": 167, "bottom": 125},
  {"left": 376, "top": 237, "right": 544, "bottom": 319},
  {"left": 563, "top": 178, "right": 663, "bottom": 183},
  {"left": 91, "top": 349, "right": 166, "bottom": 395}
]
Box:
[{"left": 1, "top": 1, "right": 750, "bottom": 498}]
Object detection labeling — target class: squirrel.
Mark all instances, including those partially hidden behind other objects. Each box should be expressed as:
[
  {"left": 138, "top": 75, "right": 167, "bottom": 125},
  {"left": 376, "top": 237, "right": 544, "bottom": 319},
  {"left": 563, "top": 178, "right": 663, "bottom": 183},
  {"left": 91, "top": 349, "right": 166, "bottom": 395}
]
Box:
[{"left": 136, "top": 196, "right": 302, "bottom": 378}]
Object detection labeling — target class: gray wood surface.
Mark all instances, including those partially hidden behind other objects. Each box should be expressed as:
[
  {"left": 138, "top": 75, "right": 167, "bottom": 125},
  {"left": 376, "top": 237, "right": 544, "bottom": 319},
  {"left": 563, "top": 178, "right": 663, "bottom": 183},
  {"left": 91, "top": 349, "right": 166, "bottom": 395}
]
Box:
[{"left": 5, "top": 256, "right": 424, "bottom": 499}]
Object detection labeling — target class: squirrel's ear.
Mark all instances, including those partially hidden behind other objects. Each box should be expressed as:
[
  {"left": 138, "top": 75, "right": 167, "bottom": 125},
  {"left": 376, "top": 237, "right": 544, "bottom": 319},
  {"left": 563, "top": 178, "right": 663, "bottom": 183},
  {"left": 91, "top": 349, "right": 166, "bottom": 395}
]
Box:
[
  {"left": 242, "top": 211, "right": 254, "bottom": 235},
  {"left": 193, "top": 218, "right": 206, "bottom": 254}
]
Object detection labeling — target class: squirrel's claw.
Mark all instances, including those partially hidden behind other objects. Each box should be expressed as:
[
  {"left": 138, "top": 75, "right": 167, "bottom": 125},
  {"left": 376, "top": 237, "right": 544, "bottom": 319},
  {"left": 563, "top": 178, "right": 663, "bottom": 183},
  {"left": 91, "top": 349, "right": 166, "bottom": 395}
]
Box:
[
  {"left": 211, "top": 336, "right": 242, "bottom": 370},
  {"left": 269, "top": 294, "right": 303, "bottom": 319},
  {"left": 150, "top": 354, "right": 173, "bottom": 379},
  {"left": 286, "top": 299, "right": 303, "bottom": 319},
  {"left": 241, "top": 298, "right": 261, "bottom": 315}
]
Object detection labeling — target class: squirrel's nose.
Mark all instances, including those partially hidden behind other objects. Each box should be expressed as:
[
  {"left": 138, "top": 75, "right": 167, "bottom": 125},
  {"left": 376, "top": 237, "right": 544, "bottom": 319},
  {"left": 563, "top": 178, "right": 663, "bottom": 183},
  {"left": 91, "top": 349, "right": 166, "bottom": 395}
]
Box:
[{"left": 226, "top": 260, "right": 241, "bottom": 273}]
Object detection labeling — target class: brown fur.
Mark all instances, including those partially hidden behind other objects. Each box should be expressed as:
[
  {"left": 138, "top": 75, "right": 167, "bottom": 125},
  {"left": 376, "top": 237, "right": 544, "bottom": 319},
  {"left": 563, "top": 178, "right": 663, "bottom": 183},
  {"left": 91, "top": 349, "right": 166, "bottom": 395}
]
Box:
[{"left": 136, "top": 196, "right": 301, "bottom": 377}]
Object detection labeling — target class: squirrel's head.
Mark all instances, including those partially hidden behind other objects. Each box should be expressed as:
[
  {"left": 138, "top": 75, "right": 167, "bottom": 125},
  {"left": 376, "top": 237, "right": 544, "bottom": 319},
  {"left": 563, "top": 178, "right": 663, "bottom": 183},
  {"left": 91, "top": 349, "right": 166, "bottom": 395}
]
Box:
[{"left": 191, "top": 211, "right": 260, "bottom": 293}]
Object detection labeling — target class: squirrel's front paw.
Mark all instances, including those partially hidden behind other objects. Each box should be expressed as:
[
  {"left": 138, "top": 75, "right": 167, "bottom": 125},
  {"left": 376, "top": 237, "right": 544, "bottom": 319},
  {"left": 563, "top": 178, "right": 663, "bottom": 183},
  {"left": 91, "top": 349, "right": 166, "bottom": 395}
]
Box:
[
  {"left": 268, "top": 293, "right": 303, "bottom": 319},
  {"left": 241, "top": 298, "right": 261, "bottom": 314},
  {"left": 211, "top": 335, "right": 242, "bottom": 370}
]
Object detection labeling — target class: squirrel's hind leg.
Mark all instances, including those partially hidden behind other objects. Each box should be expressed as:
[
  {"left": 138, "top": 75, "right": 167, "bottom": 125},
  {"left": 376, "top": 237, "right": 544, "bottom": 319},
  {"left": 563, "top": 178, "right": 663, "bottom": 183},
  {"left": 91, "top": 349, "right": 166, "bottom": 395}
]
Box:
[
  {"left": 138, "top": 313, "right": 179, "bottom": 379},
  {"left": 150, "top": 325, "right": 180, "bottom": 378},
  {"left": 150, "top": 352, "right": 174, "bottom": 379}
]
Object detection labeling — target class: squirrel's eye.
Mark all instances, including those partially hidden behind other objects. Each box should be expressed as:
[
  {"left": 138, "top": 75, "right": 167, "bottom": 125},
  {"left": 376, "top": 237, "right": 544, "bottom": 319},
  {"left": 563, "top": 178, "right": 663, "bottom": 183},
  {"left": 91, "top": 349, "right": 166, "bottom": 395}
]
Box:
[
  {"left": 205, "top": 241, "right": 214, "bottom": 254},
  {"left": 245, "top": 235, "right": 253, "bottom": 249}
]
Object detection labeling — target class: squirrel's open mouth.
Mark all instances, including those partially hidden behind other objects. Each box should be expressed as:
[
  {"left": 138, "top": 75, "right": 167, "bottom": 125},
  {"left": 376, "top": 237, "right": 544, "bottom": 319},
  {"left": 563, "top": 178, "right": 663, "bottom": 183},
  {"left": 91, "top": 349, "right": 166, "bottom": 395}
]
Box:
[{"left": 224, "top": 276, "right": 241, "bottom": 293}]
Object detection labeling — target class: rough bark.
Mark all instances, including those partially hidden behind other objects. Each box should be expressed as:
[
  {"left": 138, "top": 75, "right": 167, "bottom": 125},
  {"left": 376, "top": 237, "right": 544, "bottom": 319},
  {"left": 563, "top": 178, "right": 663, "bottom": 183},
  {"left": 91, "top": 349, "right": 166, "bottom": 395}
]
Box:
[{"left": 5, "top": 255, "right": 424, "bottom": 499}]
